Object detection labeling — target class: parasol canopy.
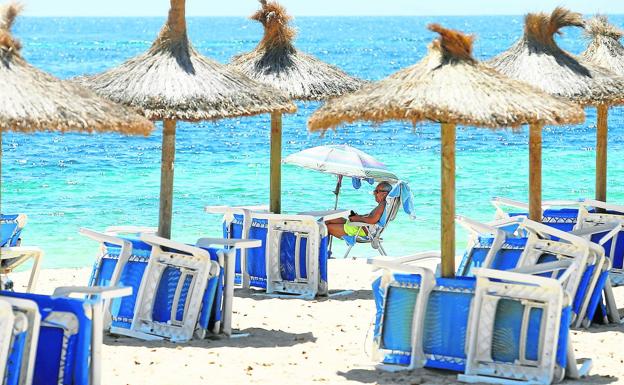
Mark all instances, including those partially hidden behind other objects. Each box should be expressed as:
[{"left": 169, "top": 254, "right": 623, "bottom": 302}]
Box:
[
  {"left": 0, "top": 3, "right": 152, "bottom": 135},
  {"left": 308, "top": 24, "right": 585, "bottom": 278},
  {"left": 580, "top": 15, "right": 624, "bottom": 78},
  {"left": 283, "top": 144, "right": 398, "bottom": 182}
]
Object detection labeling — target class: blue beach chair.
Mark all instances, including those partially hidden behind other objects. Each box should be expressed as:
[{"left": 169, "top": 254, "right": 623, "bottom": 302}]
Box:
[
  {"left": 81, "top": 226, "right": 260, "bottom": 340},
  {"left": 370, "top": 257, "right": 591, "bottom": 384},
  {"left": 0, "top": 214, "right": 43, "bottom": 292},
  {"left": 1, "top": 296, "right": 40, "bottom": 385},
  {"left": 456, "top": 215, "right": 611, "bottom": 328},
  {"left": 209, "top": 206, "right": 337, "bottom": 298},
  {"left": 491, "top": 197, "right": 624, "bottom": 325},
  {"left": 1, "top": 286, "right": 131, "bottom": 385}
]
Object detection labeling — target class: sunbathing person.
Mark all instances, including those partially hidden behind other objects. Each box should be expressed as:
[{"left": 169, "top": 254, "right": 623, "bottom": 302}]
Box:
[{"left": 325, "top": 182, "right": 392, "bottom": 239}]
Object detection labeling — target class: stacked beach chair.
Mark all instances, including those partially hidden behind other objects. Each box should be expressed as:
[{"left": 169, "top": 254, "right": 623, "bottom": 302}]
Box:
[
  {"left": 0, "top": 214, "right": 43, "bottom": 292},
  {"left": 370, "top": 218, "right": 595, "bottom": 384},
  {"left": 208, "top": 206, "right": 335, "bottom": 298},
  {"left": 81, "top": 226, "right": 260, "bottom": 340}
]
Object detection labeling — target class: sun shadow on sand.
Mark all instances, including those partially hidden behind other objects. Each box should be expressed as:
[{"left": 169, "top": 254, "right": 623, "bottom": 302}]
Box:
[
  {"left": 234, "top": 288, "right": 373, "bottom": 301},
  {"left": 103, "top": 329, "right": 316, "bottom": 349},
  {"left": 337, "top": 367, "right": 458, "bottom": 385},
  {"left": 339, "top": 368, "right": 619, "bottom": 385}
]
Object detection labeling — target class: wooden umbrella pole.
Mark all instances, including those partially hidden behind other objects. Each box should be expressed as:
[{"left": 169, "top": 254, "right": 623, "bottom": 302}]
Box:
[
  {"left": 270, "top": 111, "right": 283, "bottom": 214},
  {"left": 596, "top": 104, "right": 608, "bottom": 203},
  {"left": 529, "top": 124, "right": 542, "bottom": 222},
  {"left": 158, "top": 119, "right": 176, "bottom": 239},
  {"left": 440, "top": 123, "right": 456, "bottom": 278}
]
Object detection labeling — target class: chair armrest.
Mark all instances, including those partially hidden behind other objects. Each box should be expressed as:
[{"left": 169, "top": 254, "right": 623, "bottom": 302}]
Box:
[
  {"left": 570, "top": 223, "right": 622, "bottom": 245},
  {"left": 205, "top": 205, "right": 269, "bottom": 214},
  {"left": 195, "top": 237, "right": 261, "bottom": 250},
  {"left": 0, "top": 246, "right": 43, "bottom": 260},
  {"left": 297, "top": 209, "right": 350, "bottom": 222},
  {"left": 581, "top": 199, "right": 624, "bottom": 214},
  {"left": 52, "top": 286, "right": 132, "bottom": 300},
  {"left": 474, "top": 267, "right": 563, "bottom": 290},
  {"left": 368, "top": 251, "right": 441, "bottom": 271},
  {"left": 456, "top": 215, "right": 500, "bottom": 235},
  {"left": 140, "top": 233, "right": 209, "bottom": 258},
  {"left": 79, "top": 227, "right": 133, "bottom": 247},
  {"left": 368, "top": 258, "right": 438, "bottom": 279},
  {"left": 103, "top": 226, "right": 157, "bottom": 235},
  {"left": 491, "top": 197, "right": 529, "bottom": 210},
  {"left": 521, "top": 219, "right": 591, "bottom": 248}
]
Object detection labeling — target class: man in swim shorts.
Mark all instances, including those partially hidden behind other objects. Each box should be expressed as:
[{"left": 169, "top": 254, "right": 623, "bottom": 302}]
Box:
[{"left": 325, "top": 181, "right": 392, "bottom": 239}]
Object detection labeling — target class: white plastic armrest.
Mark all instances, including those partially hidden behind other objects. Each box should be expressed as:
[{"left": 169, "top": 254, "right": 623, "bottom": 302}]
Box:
[
  {"left": 368, "top": 258, "right": 438, "bottom": 276},
  {"left": 368, "top": 251, "right": 441, "bottom": 271},
  {"left": 195, "top": 237, "right": 262, "bottom": 250},
  {"left": 474, "top": 267, "right": 562, "bottom": 290},
  {"left": 140, "top": 233, "right": 209, "bottom": 258},
  {"left": 297, "top": 210, "right": 350, "bottom": 222},
  {"left": 570, "top": 223, "right": 622, "bottom": 245},
  {"left": 205, "top": 205, "right": 269, "bottom": 214},
  {"left": 581, "top": 199, "right": 624, "bottom": 214},
  {"left": 491, "top": 197, "right": 530, "bottom": 210},
  {"left": 509, "top": 260, "right": 573, "bottom": 275},
  {"left": 456, "top": 215, "right": 500, "bottom": 235},
  {"left": 0, "top": 246, "right": 43, "bottom": 260},
  {"left": 52, "top": 286, "right": 132, "bottom": 300},
  {"left": 521, "top": 218, "right": 590, "bottom": 248},
  {"left": 79, "top": 228, "right": 130, "bottom": 246},
  {"left": 103, "top": 226, "right": 157, "bottom": 235}
]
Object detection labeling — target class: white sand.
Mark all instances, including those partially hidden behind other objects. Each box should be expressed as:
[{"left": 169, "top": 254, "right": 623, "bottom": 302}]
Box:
[{"left": 10, "top": 260, "right": 624, "bottom": 385}]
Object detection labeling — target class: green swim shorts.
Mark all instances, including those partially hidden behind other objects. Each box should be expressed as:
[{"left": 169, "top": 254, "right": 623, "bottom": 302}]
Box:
[{"left": 344, "top": 222, "right": 367, "bottom": 237}]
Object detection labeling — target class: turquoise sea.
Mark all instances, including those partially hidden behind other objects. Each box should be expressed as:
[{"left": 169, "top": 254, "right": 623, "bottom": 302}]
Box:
[{"left": 2, "top": 15, "right": 624, "bottom": 269}]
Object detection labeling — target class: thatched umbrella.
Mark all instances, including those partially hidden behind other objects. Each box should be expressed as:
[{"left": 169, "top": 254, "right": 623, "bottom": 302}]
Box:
[
  {"left": 580, "top": 15, "right": 624, "bottom": 203},
  {"left": 489, "top": 8, "right": 624, "bottom": 207},
  {"left": 76, "top": 0, "right": 296, "bottom": 238},
  {"left": 308, "top": 24, "right": 584, "bottom": 278},
  {"left": 230, "top": 0, "right": 364, "bottom": 213},
  {"left": 0, "top": 3, "right": 153, "bottom": 184}
]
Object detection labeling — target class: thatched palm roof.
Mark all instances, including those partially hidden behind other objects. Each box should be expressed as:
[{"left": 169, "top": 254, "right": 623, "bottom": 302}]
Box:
[
  {"left": 488, "top": 8, "right": 624, "bottom": 106},
  {"left": 308, "top": 24, "right": 584, "bottom": 131},
  {"left": 0, "top": 3, "right": 152, "bottom": 135},
  {"left": 580, "top": 15, "right": 624, "bottom": 75},
  {"left": 230, "top": 0, "right": 364, "bottom": 101},
  {"left": 75, "top": 0, "right": 295, "bottom": 121}
]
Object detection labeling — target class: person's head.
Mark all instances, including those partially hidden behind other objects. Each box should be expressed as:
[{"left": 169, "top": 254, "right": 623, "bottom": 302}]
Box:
[{"left": 373, "top": 182, "right": 392, "bottom": 203}]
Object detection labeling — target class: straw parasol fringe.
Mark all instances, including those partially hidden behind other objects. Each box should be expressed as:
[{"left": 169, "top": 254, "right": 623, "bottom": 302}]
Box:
[
  {"left": 309, "top": 24, "right": 584, "bottom": 132},
  {"left": 489, "top": 8, "right": 624, "bottom": 106},
  {"left": 308, "top": 24, "right": 585, "bottom": 277},
  {"left": 230, "top": 0, "right": 364, "bottom": 101},
  {"left": 0, "top": 3, "right": 152, "bottom": 135},
  {"left": 580, "top": 15, "right": 624, "bottom": 75}
]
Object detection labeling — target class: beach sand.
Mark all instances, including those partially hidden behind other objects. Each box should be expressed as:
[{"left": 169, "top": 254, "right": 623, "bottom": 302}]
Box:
[{"left": 10, "top": 260, "right": 624, "bottom": 385}]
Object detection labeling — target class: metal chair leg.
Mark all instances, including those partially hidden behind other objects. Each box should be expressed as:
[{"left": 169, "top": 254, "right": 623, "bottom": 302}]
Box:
[{"left": 343, "top": 244, "right": 354, "bottom": 259}]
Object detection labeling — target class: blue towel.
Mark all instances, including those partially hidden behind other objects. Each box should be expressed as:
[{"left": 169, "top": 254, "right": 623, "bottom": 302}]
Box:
[{"left": 389, "top": 181, "right": 416, "bottom": 219}]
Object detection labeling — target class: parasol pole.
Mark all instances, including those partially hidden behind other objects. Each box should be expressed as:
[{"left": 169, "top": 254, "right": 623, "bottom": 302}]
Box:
[
  {"left": 529, "top": 124, "right": 543, "bottom": 222},
  {"left": 270, "top": 111, "right": 283, "bottom": 214},
  {"left": 158, "top": 119, "right": 176, "bottom": 239},
  {"left": 333, "top": 174, "right": 343, "bottom": 210},
  {"left": 596, "top": 104, "right": 608, "bottom": 203},
  {"left": 440, "top": 123, "right": 456, "bottom": 278}
]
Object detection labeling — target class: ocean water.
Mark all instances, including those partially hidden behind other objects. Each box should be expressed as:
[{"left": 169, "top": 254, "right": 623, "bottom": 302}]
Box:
[{"left": 2, "top": 15, "right": 624, "bottom": 269}]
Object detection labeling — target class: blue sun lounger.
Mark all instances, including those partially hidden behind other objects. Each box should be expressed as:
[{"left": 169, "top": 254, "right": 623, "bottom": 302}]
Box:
[
  {"left": 1, "top": 286, "right": 131, "bottom": 385},
  {"left": 81, "top": 226, "right": 260, "bottom": 340},
  {"left": 208, "top": 206, "right": 339, "bottom": 298},
  {"left": 456, "top": 215, "right": 612, "bottom": 329},
  {"left": 1, "top": 214, "right": 43, "bottom": 292},
  {"left": 491, "top": 197, "right": 624, "bottom": 325},
  {"left": 370, "top": 256, "right": 591, "bottom": 385},
  {"left": 1, "top": 296, "right": 40, "bottom": 385}
]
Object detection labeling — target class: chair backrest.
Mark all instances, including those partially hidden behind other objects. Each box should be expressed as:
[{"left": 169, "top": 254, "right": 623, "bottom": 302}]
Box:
[
  {"left": 0, "top": 214, "right": 27, "bottom": 248},
  {"left": 2, "top": 297, "right": 40, "bottom": 385},
  {"left": 1, "top": 291, "right": 93, "bottom": 385}
]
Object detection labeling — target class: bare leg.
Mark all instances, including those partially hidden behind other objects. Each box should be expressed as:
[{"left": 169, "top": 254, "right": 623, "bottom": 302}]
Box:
[
  {"left": 327, "top": 223, "right": 348, "bottom": 238},
  {"left": 325, "top": 218, "right": 347, "bottom": 225}
]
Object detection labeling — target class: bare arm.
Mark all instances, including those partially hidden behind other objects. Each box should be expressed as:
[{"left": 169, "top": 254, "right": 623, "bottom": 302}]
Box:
[{"left": 349, "top": 202, "right": 386, "bottom": 224}]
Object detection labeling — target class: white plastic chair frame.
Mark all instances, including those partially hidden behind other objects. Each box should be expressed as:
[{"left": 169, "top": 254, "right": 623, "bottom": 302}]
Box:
[
  {"left": 0, "top": 245, "right": 43, "bottom": 292},
  {"left": 0, "top": 300, "right": 15, "bottom": 382},
  {"left": 1, "top": 297, "right": 40, "bottom": 385},
  {"left": 51, "top": 286, "right": 132, "bottom": 385}
]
